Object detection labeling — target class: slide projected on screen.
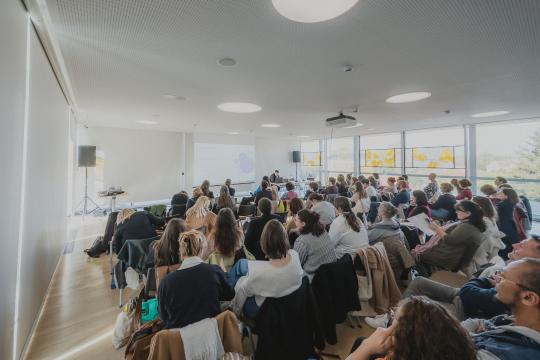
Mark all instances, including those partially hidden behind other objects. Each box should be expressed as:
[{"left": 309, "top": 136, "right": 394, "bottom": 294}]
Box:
[{"left": 194, "top": 143, "right": 255, "bottom": 185}]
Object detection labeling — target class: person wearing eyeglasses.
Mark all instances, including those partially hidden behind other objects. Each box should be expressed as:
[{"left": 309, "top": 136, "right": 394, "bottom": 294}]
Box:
[{"left": 461, "top": 258, "right": 540, "bottom": 360}]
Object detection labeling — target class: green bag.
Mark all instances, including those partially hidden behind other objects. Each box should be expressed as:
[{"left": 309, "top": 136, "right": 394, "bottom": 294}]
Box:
[{"left": 141, "top": 298, "right": 159, "bottom": 323}]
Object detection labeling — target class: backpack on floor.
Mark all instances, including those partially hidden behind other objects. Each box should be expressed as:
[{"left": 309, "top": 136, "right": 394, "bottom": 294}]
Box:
[{"left": 84, "top": 236, "right": 108, "bottom": 258}]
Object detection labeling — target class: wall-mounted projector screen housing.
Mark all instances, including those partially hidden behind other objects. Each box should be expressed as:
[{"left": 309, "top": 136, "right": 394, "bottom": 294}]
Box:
[{"left": 193, "top": 143, "right": 255, "bottom": 185}]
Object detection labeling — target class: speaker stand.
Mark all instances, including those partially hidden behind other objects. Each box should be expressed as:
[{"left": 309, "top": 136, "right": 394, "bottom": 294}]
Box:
[
  {"left": 75, "top": 167, "right": 102, "bottom": 216},
  {"left": 295, "top": 162, "right": 299, "bottom": 182}
]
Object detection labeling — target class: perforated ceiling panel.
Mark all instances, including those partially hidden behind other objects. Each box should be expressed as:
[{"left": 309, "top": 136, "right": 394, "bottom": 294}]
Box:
[{"left": 44, "top": 0, "right": 540, "bottom": 136}]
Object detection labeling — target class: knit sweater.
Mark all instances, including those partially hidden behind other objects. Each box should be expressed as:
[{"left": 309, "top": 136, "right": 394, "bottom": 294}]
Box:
[{"left": 294, "top": 231, "right": 337, "bottom": 280}]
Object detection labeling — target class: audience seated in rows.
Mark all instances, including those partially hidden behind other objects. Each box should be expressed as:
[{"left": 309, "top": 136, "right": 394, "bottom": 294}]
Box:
[
  {"left": 113, "top": 208, "right": 165, "bottom": 253},
  {"left": 431, "top": 182, "right": 457, "bottom": 220},
  {"left": 406, "top": 190, "right": 431, "bottom": 219},
  {"left": 158, "top": 230, "right": 234, "bottom": 329},
  {"left": 309, "top": 193, "right": 336, "bottom": 226},
  {"left": 494, "top": 176, "right": 508, "bottom": 188},
  {"left": 480, "top": 183, "right": 500, "bottom": 205},
  {"left": 415, "top": 200, "right": 486, "bottom": 276},
  {"left": 293, "top": 209, "right": 337, "bottom": 280},
  {"left": 185, "top": 196, "right": 216, "bottom": 238},
  {"left": 329, "top": 196, "right": 369, "bottom": 259},
  {"left": 153, "top": 218, "right": 186, "bottom": 267},
  {"left": 244, "top": 198, "right": 281, "bottom": 260},
  {"left": 206, "top": 208, "right": 254, "bottom": 271},
  {"left": 229, "top": 220, "right": 303, "bottom": 319}
]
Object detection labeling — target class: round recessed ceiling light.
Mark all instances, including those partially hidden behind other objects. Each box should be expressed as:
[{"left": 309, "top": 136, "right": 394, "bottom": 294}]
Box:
[
  {"left": 272, "top": 0, "right": 359, "bottom": 23},
  {"left": 217, "top": 102, "right": 262, "bottom": 113},
  {"left": 386, "top": 92, "right": 432, "bottom": 104},
  {"left": 344, "top": 123, "right": 364, "bottom": 129},
  {"left": 136, "top": 120, "right": 159, "bottom": 125},
  {"left": 227, "top": 131, "right": 240, "bottom": 135},
  {"left": 218, "top": 58, "right": 237, "bottom": 67},
  {"left": 261, "top": 123, "right": 281, "bottom": 128},
  {"left": 471, "top": 110, "right": 510, "bottom": 118},
  {"left": 163, "top": 94, "right": 186, "bottom": 100}
]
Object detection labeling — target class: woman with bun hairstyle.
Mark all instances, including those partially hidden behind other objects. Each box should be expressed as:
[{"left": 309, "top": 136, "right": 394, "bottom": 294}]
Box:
[{"left": 293, "top": 209, "right": 337, "bottom": 280}]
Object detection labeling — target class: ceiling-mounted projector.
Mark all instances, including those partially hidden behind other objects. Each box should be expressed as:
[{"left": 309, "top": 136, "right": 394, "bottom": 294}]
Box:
[{"left": 326, "top": 112, "right": 357, "bottom": 128}]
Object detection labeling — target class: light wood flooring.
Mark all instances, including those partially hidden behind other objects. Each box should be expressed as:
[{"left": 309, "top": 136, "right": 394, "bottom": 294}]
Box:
[{"left": 23, "top": 216, "right": 372, "bottom": 360}]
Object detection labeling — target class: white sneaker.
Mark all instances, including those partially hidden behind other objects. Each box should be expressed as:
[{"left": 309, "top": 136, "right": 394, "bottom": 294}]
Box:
[{"left": 364, "top": 313, "right": 389, "bottom": 328}]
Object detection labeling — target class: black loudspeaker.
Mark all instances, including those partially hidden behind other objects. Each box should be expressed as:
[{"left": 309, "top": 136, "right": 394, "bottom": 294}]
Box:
[
  {"left": 292, "top": 150, "right": 301, "bottom": 163},
  {"left": 78, "top": 145, "right": 97, "bottom": 167}
]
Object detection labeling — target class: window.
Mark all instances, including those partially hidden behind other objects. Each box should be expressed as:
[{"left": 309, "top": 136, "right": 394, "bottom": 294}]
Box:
[
  {"left": 405, "top": 127, "right": 465, "bottom": 190},
  {"left": 476, "top": 119, "right": 540, "bottom": 220},
  {"left": 301, "top": 140, "right": 321, "bottom": 181},
  {"left": 327, "top": 137, "right": 354, "bottom": 173},
  {"left": 360, "top": 132, "right": 402, "bottom": 179}
]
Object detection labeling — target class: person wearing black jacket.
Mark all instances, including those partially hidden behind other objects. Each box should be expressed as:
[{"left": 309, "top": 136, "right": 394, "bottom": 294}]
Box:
[
  {"left": 225, "top": 178, "right": 235, "bottom": 197},
  {"left": 254, "top": 180, "right": 273, "bottom": 206},
  {"left": 158, "top": 230, "right": 234, "bottom": 329},
  {"left": 112, "top": 209, "right": 165, "bottom": 253},
  {"left": 244, "top": 198, "right": 281, "bottom": 260}
]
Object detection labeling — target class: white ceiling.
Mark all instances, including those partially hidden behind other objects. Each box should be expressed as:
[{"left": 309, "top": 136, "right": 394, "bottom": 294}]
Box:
[{"left": 40, "top": 0, "right": 540, "bottom": 138}]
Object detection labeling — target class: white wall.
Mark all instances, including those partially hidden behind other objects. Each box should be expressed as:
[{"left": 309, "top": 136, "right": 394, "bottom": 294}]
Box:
[
  {"left": 0, "top": 3, "right": 70, "bottom": 358},
  {"left": 16, "top": 27, "right": 70, "bottom": 358},
  {"left": 78, "top": 126, "right": 184, "bottom": 205},
  {"left": 255, "top": 137, "right": 300, "bottom": 183},
  {"left": 0, "top": 3, "right": 28, "bottom": 359}
]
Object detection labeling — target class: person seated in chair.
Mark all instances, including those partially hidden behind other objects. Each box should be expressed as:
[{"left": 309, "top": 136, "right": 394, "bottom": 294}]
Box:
[
  {"left": 431, "top": 182, "right": 457, "bottom": 220},
  {"left": 329, "top": 197, "right": 369, "bottom": 258},
  {"left": 186, "top": 187, "right": 203, "bottom": 210},
  {"left": 390, "top": 180, "right": 410, "bottom": 208},
  {"left": 348, "top": 296, "right": 478, "bottom": 360},
  {"left": 229, "top": 220, "right": 303, "bottom": 319},
  {"left": 304, "top": 181, "right": 319, "bottom": 200},
  {"left": 158, "top": 230, "right": 234, "bottom": 329},
  {"left": 212, "top": 185, "right": 236, "bottom": 216},
  {"left": 324, "top": 177, "right": 339, "bottom": 195},
  {"left": 153, "top": 218, "right": 187, "bottom": 267},
  {"left": 415, "top": 200, "right": 486, "bottom": 277},
  {"left": 170, "top": 190, "right": 189, "bottom": 216},
  {"left": 200, "top": 179, "right": 214, "bottom": 199},
  {"left": 255, "top": 180, "right": 273, "bottom": 206},
  {"left": 112, "top": 208, "right": 165, "bottom": 253},
  {"left": 244, "top": 198, "right": 281, "bottom": 260},
  {"left": 406, "top": 190, "right": 431, "bottom": 219},
  {"left": 207, "top": 208, "right": 254, "bottom": 272},
  {"left": 185, "top": 196, "right": 217, "bottom": 240},
  {"left": 365, "top": 237, "right": 540, "bottom": 329},
  {"left": 281, "top": 181, "right": 298, "bottom": 201},
  {"left": 309, "top": 193, "right": 336, "bottom": 227},
  {"left": 461, "top": 258, "right": 540, "bottom": 360},
  {"left": 293, "top": 209, "right": 337, "bottom": 281}
]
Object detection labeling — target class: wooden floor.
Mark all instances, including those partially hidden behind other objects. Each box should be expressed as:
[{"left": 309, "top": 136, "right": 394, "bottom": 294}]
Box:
[{"left": 23, "top": 215, "right": 372, "bottom": 360}]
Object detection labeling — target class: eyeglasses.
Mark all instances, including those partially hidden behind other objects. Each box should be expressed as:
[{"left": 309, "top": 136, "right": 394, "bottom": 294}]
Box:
[{"left": 494, "top": 270, "right": 539, "bottom": 294}]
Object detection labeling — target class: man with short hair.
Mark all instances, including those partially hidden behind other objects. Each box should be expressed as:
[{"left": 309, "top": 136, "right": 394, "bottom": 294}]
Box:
[
  {"left": 365, "top": 237, "right": 540, "bottom": 328},
  {"left": 269, "top": 169, "right": 283, "bottom": 184},
  {"left": 423, "top": 172, "right": 439, "bottom": 202},
  {"left": 244, "top": 198, "right": 281, "bottom": 261},
  {"left": 463, "top": 258, "right": 540, "bottom": 359}
]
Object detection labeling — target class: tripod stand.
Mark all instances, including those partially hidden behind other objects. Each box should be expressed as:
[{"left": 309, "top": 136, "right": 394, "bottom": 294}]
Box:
[{"left": 75, "top": 167, "right": 102, "bottom": 215}]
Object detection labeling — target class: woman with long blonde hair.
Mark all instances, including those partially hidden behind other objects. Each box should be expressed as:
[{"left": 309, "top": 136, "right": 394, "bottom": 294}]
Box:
[{"left": 185, "top": 196, "right": 217, "bottom": 245}]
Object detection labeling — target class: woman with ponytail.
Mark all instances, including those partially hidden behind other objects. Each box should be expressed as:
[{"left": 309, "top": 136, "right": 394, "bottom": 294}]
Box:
[
  {"left": 293, "top": 209, "right": 337, "bottom": 280},
  {"left": 329, "top": 197, "right": 369, "bottom": 258},
  {"left": 158, "top": 230, "right": 234, "bottom": 329}
]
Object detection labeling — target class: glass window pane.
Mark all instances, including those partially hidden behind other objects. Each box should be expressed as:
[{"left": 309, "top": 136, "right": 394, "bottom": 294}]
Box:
[
  {"left": 360, "top": 132, "right": 402, "bottom": 175},
  {"left": 327, "top": 137, "right": 354, "bottom": 172}
]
